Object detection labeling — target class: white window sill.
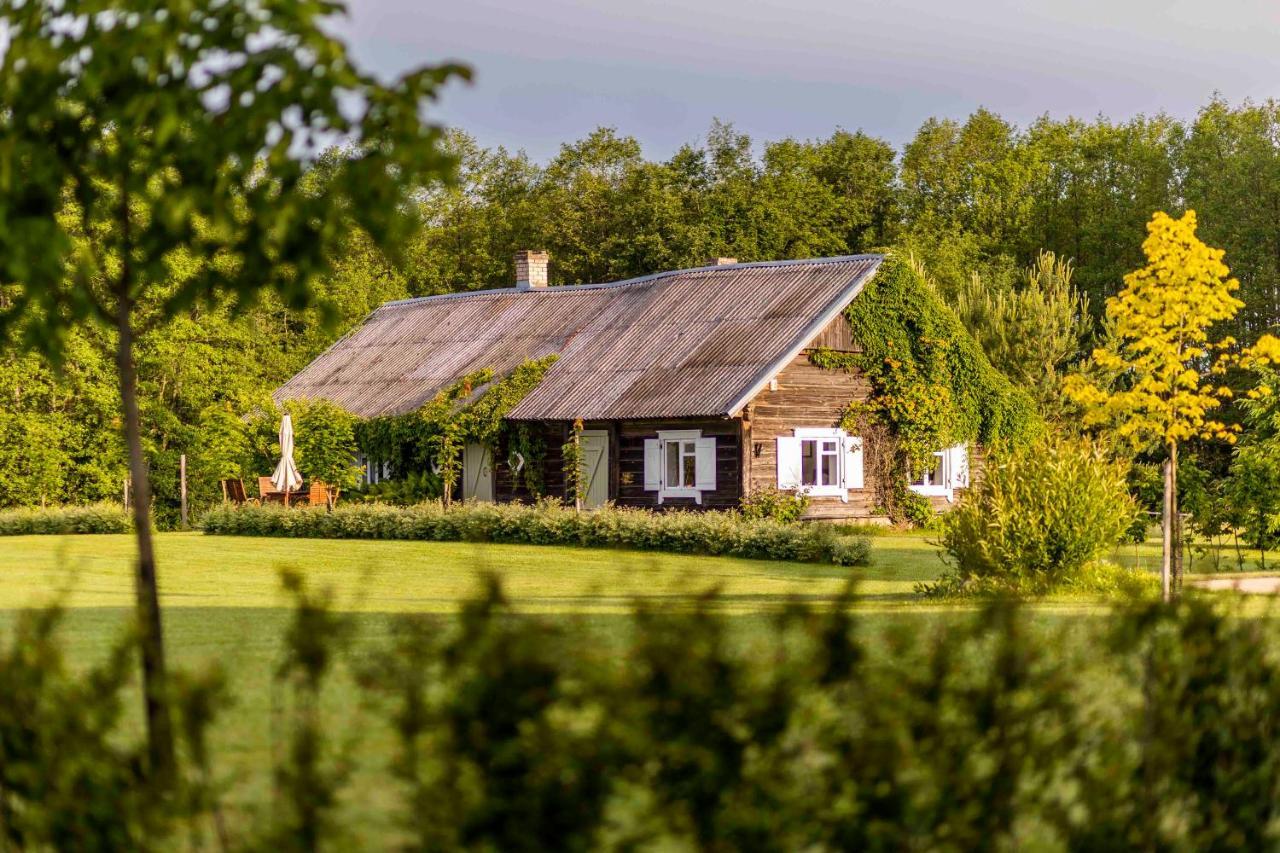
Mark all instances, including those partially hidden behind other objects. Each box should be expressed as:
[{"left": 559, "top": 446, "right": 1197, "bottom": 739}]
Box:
[
  {"left": 908, "top": 484, "right": 952, "bottom": 498},
  {"left": 800, "top": 485, "right": 847, "bottom": 499},
  {"left": 658, "top": 487, "right": 703, "bottom": 505}
]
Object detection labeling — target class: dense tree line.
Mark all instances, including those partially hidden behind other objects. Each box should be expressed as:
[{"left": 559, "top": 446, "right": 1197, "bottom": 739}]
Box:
[{"left": 7, "top": 96, "right": 1280, "bottom": 516}]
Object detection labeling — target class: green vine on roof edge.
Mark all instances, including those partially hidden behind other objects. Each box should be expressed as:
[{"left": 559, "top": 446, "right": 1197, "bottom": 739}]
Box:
[
  {"left": 353, "top": 355, "right": 559, "bottom": 497},
  {"left": 811, "top": 254, "right": 1039, "bottom": 517}
]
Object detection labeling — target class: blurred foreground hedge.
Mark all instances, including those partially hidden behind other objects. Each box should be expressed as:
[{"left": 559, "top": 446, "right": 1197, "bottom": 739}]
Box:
[
  {"left": 201, "top": 500, "right": 871, "bottom": 566},
  {"left": 4, "top": 580, "right": 1279, "bottom": 849}
]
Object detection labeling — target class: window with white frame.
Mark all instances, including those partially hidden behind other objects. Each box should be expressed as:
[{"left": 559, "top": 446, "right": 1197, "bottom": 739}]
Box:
[
  {"left": 666, "top": 438, "right": 698, "bottom": 489},
  {"left": 643, "top": 429, "right": 717, "bottom": 504},
  {"left": 777, "top": 428, "right": 863, "bottom": 501},
  {"left": 908, "top": 443, "right": 969, "bottom": 502}
]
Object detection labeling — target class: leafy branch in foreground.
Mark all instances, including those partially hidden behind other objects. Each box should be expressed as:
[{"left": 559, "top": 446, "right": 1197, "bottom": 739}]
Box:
[{"left": 0, "top": 0, "right": 467, "bottom": 777}]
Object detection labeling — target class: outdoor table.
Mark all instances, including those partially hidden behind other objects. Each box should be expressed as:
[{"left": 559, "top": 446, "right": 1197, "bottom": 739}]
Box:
[{"left": 262, "top": 487, "right": 305, "bottom": 506}]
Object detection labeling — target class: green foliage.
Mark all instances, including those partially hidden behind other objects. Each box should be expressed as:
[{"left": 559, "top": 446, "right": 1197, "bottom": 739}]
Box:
[
  {"left": 1224, "top": 359, "right": 1280, "bottom": 567},
  {"left": 894, "top": 487, "right": 936, "bottom": 529},
  {"left": 0, "top": 605, "right": 228, "bottom": 848},
  {"left": 0, "top": 342, "right": 124, "bottom": 509},
  {"left": 0, "top": 412, "right": 70, "bottom": 507},
  {"left": 0, "top": 503, "right": 130, "bottom": 536},
  {"left": 507, "top": 423, "right": 549, "bottom": 497},
  {"left": 952, "top": 250, "right": 1092, "bottom": 409},
  {"left": 0, "top": 0, "right": 468, "bottom": 360},
  {"left": 16, "top": 576, "right": 1280, "bottom": 848},
  {"left": 256, "top": 571, "right": 354, "bottom": 851},
  {"left": 837, "top": 255, "right": 1038, "bottom": 463},
  {"left": 200, "top": 500, "right": 872, "bottom": 566},
  {"left": 562, "top": 419, "right": 588, "bottom": 509},
  {"left": 354, "top": 357, "right": 558, "bottom": 500},
  {"left": 285, "top": 399, "right": 361, "bottom": 491},
  {"left": 352, "top": 470, "right": 443, "bottom": 505},
  {"left": 188, "top": 402, "right": 257, "bottom": 512},
  {"left": 813, "top": 254, "right": 1038, "bottom": 523},
  {"left": 931, "top": 435, "right": 1136, "bottom": 594},
  {"left": 739, "top": 486, "right": 810, "bottom": 524},
  {"left": 1086, "top": 596, "right": 1280, "bottom": 849}
]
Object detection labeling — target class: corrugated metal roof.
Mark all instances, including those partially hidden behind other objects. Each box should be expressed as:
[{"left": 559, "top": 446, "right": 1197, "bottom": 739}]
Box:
[{"left": 275, "top": 255, "right": 883, "bottom": 420}]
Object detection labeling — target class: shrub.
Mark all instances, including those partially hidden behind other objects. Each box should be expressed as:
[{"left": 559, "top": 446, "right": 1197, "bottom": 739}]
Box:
[
  {"left": 200, "top": 500, "right": 872, "bottom": 566},
  {"left": 285, "top": 399, "right": 362, "bottom": 491},
  {"left": 739, "top": 486, "right": 810, "bottom": 524},
  {"left": 921, "top": 559, "right": 1156, "bottom": 599},
  {"left": 933, "top": 435, "right": 1136, "bottom": 594},
  {"left": 0, "top": 503, "right": 131, "bottom": 536},
  {"left": 11, "top": 576, "right": 1280, "bottom": 848},
  {"left": 896, "top": 486, "right": 936, "bottom": 528}
]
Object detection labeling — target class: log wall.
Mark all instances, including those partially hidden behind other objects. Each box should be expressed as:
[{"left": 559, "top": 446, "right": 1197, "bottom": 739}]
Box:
[{"left": 744, "top": 349, "right": 881, "bottom": 520}]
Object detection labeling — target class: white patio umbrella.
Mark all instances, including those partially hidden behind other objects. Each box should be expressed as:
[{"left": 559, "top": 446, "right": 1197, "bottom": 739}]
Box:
[{"left": 271, "top": 413, "right": 303, "bottom": 501}]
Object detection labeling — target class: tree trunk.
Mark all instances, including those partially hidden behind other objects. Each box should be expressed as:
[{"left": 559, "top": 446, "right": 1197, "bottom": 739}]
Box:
[
  {"left": 115, "top": 311, "right": 176, "bottom": 781},
  {"left": 1171, "top": 443, "right": 1182, "bottom": 594},
  {"left": 1161, "top": 456, "right": 1172, "bottom": 603}
]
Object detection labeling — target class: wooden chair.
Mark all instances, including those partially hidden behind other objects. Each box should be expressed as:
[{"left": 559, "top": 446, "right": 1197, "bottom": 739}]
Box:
[
  {"left": 258, "top": 476, "right": 277, "bottom": 499},
  {"left": 308, "top": 481, "right": 338, "bottom": 510},
  {"left": 221, "top": 478, "right": 255, "bottom": 505}
]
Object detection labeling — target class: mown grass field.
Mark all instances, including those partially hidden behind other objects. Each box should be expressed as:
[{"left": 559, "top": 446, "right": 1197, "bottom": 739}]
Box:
[
  {"left": 0, "top": 530, "right": 956, "bottom": 838},
  {"left": 0, "top": 530, "right": 1266, "bottom": 841}
]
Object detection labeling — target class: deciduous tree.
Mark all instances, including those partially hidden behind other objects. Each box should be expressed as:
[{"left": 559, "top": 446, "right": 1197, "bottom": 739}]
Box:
[
  {"left": 0, "top": 0, "right": 466, "bottom": 778},
  {"left": 1065, "top": 211, "right": 1242, "bottom": 599}
]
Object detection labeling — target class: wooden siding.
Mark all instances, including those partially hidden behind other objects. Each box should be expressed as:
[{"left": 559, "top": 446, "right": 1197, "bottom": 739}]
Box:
[
  {"left": 745, "top": 350, "right": 881, "bottom": 520},
  {"left": 809, "top": 313, "right": 859, "bottom": 352},
  {"left": 493, "top": 418, "right": 742, "bottom": 510},
  {"left": 615, "top": 418, "right": 742, "bottom": 510},
  {"left": 494, "top": 422, "right": 568, "bottom": 503}
]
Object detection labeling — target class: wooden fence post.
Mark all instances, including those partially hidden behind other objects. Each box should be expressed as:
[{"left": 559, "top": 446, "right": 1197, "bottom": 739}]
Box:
[{"left": 180, "top": 454, "right": 188, "bottom": 529}]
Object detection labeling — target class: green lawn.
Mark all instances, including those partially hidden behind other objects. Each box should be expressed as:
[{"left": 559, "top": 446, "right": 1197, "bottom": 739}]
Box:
[
  {"left": 0, "top": 530, "right": 939, "bottom": 614},
  {"left": 0, "top": 531, "right": 963, "bottom": 839},
  {"left": 0, "top": 530, "right": 1259, "bottom": 843}
]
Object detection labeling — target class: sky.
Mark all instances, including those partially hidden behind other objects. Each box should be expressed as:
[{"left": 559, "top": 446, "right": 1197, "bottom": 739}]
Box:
[{"left": 337, "top": 0, "right": 1280, "bottom": 163}]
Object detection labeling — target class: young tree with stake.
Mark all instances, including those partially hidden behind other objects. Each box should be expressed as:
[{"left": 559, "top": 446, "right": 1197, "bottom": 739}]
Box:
[
  {"left": 1065, "top": 210, "right": 1241, "bottom": 601},
  {"left": 0, "top": 0, "right": 467, "bottom": 779}
]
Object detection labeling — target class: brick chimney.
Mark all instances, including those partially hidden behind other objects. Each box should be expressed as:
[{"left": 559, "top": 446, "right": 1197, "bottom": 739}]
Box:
[
  {"left": 705, "top": 256, "right": 738, "bottom": 266},
  {"left": 514, "top": 249, "right": 549, "bottom": 290}
]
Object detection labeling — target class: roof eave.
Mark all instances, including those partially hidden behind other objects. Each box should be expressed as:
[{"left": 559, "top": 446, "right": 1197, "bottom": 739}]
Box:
[{"left": 723, "top": 257, "right": 881, "bottom": 418}]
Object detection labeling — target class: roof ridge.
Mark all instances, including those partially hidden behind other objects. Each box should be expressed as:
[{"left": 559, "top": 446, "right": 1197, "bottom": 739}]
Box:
[{"left": 379, "top": 254, "right": 884, "bottom": 310}]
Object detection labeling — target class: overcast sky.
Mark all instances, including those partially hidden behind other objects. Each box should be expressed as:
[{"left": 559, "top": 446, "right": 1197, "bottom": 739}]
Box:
[{"left": 337, "top": 0, "right": 1280, "bottom": 162}]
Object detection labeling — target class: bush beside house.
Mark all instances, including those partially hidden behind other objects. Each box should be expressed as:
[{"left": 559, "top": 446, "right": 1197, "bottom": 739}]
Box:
[{"left": 925, "top": 435, "right": 1145, "bottom": 596}]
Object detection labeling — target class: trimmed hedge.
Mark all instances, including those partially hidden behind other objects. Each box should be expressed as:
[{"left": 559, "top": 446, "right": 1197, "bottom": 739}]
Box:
[
  {"left": 0, "top": 503, "right": 131, "bottom": 536},
  {"left": 200, "top": 500, "right": 871, "bottom": 566}
]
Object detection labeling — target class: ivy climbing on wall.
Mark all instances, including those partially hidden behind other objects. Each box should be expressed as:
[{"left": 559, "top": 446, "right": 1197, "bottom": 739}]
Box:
[
  {"left": 562, "top": 417, "right": 587, "bottom": 511},
  {"left": 811, "top": 254, "right": 1039, "bottom": 520},
  {"left": 353, "top": 355, "right": 559, "bottom": 499}
]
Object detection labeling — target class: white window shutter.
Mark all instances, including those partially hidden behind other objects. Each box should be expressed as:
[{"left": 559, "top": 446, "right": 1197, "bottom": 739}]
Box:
[
  {"left": 843, "top": 435, "right": 864, "bottom": 491},
  {"left": 949, "top": 444, "right": 970, "bottom": 489},
  {"left": 643, "top": 439, "right": 662, "bottom": 490},
  {"left": 694, "top": 437, "right": 717, "bottom": 491},
  {"left": 776, "top": 437, "right": 802, "bottom": 489}
]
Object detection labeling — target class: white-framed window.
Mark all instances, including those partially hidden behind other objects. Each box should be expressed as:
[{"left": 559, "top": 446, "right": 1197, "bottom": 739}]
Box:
[
  {"left": 643, "top": 429, "right": 717, "bottom": 504},
  {"left": 777, "top": 428, "right": 863, "bottom": 501},
  {"left": 908, "top": 443, "right": 969, "bottom": 502},
  {"left": 666, "top": 437, "right": 698, "bottom": 489}
]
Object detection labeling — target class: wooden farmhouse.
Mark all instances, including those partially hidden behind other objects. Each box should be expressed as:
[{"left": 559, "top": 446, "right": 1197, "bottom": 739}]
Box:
[{"left": 276, "top": 251, "right": 972, "bottom": 521}]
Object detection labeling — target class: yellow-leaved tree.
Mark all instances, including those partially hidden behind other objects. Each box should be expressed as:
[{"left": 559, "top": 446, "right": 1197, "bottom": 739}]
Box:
[{"left": 1064, "top": 210, "right": 1241, "bottom": 600}]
